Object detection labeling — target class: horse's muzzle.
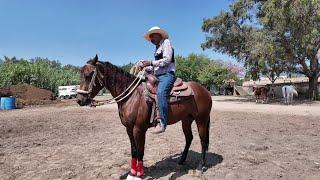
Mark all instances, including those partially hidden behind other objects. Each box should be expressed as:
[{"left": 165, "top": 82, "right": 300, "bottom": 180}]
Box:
[{"left": 76, "top": 93, "right": 92, "bottom": 106}]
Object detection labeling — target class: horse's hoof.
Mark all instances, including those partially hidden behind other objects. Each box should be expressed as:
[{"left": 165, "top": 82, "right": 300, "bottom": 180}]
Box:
[
  {"left": 178, "top": 159, "right": 185, "bottom": 165},
  {"left": 202, "top": 166, "right": 208, "bottom": 171},
  {"left": 126, "top": 174, "right": 135, "bottom": 180},
  {"left": 195, "top": 168, "right": 204, "bottom": 177},
  {"left": 196, "top": 163, "right": 207, "bottom": 172}
]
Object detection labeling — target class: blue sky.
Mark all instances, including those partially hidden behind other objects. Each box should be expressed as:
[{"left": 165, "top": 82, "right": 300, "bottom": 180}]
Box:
[{"left": 0, "top": 0, "right": 234, "bottom": 66}]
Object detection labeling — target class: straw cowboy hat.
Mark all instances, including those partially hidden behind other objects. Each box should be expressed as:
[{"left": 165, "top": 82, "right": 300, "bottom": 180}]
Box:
[{"left": 144, "top": 26, "right": 169, "bottom": 41}]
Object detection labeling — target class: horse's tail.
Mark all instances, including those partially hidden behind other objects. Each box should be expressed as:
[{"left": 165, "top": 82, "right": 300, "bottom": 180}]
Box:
[
  {"left": 292, "top": 88, "right": 298, "bottom": 96},
  {"left": 205, "top": 117, "right": 210, "bottom": 151}
]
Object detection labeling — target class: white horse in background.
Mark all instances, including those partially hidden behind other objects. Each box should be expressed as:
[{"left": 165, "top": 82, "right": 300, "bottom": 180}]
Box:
[{"left": 282, "top": 85, "right": 298, "bottom": 105}]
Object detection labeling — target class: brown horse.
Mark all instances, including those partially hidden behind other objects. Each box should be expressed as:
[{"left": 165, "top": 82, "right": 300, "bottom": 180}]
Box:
[
  {"left": 253, "top": 86, "right": 270, "bottom": 103},
  {"left": 76, "top": 55, "right": 212, "bottom": 179}
]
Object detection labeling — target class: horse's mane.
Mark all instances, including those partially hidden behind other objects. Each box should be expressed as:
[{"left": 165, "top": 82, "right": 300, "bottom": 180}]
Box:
[
  {"left": 101, "top": 61, "right": 136, "bottom": 79},
  {"left": 87, "top": 60, "right": 136, "bottom": 80}
]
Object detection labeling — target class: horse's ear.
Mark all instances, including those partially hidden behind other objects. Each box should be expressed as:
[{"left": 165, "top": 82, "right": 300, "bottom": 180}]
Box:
[{"left": 91, "top": 54, "right": 98, "bottom": 65}]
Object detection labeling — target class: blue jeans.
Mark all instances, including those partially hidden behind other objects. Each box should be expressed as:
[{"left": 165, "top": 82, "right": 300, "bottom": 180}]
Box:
[{"left": 157, "top": 72, "right": 176, "bottom": 128}]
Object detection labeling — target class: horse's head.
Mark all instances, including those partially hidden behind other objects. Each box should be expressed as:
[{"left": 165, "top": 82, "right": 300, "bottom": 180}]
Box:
[
  {"left": 77, "top": 54, "right": 104, "bottom": 106},
  {"left": 252, "top": 86, "right": 258, "bottom": 93}
]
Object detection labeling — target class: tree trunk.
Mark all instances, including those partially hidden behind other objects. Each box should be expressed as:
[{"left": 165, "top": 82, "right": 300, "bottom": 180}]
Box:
[{"left": 308, "top": 75, "right": 319, "bottom": 100}]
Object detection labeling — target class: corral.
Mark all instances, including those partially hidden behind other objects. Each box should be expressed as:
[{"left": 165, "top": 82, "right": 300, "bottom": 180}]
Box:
[
  {"left": 1, "top": 96, "right": 319, "bottom": 180},
  {"left": 235, "top": 77, "right": 320, "bottom": 99}
]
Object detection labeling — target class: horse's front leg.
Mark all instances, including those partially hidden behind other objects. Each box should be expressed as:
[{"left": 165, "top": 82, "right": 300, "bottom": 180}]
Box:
[
  {"left": 133, "top": 126, "right": 147, "bottom": 179},
  {"left": 126, "top": 128, "right": 138, "bottom": 180}
]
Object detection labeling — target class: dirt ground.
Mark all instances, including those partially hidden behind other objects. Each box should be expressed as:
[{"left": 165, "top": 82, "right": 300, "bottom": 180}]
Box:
[
  {"left": 0, "top": 96, "right": 319, "bottom": 180},
  {"left": 0, "top": 84, "right": 55, "bottom": 106}
]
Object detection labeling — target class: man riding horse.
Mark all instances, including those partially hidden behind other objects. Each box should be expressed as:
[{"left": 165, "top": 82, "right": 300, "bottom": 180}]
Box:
[
  {"left": 139, "top": 26, "right": 176, "bottom": 134},
  {"left": 76, "top": 27, "right": 212, "bottom": 179}
]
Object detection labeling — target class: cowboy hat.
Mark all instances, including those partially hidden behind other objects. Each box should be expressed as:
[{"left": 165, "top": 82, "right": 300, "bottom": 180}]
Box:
[{"left": 144, "top": 26, "right": 169, "bottom": 41}]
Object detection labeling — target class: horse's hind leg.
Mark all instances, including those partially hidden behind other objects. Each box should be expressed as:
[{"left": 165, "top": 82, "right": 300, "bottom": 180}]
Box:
[
  {"left": 178, "top": 117, "right": 193, "bottom": 165},
  {"left": 289, "top": 94, "right": 293, "bottom": 105},
  {"left": 195, "top": 116, "right": 210, "bottom": 169}
]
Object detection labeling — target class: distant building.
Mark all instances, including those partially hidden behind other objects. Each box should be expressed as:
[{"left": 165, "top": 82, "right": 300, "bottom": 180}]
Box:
[{"left": 238, "top": 77, "right": 320, "bottom": 98}]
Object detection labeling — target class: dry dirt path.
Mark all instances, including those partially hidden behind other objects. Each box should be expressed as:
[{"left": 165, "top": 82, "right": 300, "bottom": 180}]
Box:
[{"left": 0, "top": 96, "right": 319, "bottom": 180}]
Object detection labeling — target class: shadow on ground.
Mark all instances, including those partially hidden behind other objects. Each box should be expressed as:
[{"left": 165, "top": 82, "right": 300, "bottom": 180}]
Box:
[{"left": 120, "top": 151, "right": 223, "bottom": 180}]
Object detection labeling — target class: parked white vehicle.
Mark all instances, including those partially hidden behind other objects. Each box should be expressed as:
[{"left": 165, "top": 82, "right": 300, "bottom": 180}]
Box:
[{"left": 58, "top": 85, "right": 78, "bottom": 99}]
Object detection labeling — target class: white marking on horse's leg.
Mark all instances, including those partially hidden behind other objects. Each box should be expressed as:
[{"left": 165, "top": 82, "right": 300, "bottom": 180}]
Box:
[
  {"left": 134, "top": 177, "right": 142, "bottom": 180},
  {"left": 126, "top": 174, "right": 135, "bottom": 180}
]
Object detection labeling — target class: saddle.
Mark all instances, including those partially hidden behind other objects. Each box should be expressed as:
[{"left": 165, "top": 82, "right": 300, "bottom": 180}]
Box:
[
  {"left": 144, "top": 74, "right": 194, "bottom": 126},
  {"left": 145, "top": 74, "right": 194, "bottom": 102}
]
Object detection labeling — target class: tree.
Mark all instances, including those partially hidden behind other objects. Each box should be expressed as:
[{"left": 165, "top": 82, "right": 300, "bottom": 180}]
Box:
[
  {"left": 176, "top": 53, "right": 241, "bottom": 88},
  {"left": 198, "top": 63, "right": 232, "bottom": 87},
  {"left": 225, "top": 61, "right": 245, "bottom": 79},
  {"left": 120, "top": 54, "right": 242, "bottom": 89},
  {"left": 202, "top": 0, "right": 320, "bottom": 100},
  {"left": 0, "top": 56, "right": 80, "bottom": 95},
  {"left": 121, "top": 62, "right": 134, "bottom": 73},
  {"left": 175, "top": 53, "right": 210, "bottom": 82}
]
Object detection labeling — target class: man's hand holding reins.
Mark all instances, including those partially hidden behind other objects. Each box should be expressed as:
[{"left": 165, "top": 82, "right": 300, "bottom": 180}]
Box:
[{"left": 139, "top": 60, "right": 152, "bottom": 68}]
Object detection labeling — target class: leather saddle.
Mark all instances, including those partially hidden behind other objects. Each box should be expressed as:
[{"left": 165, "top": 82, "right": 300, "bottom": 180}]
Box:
[
  {"left": 144, "top": 74, "right": 194, "bottom": 126},
  {"left": 145, "top": 74, "right": 194, "bottom": 102}
]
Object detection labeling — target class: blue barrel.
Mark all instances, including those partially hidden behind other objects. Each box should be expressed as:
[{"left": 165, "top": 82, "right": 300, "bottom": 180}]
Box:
[{"left": 0, "top": 97, "right": 16, "bottom": 110}]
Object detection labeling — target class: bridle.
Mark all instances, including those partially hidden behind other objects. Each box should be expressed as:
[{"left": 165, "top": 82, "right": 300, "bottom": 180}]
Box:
[
  {"left": 76, "top": 64, "right": 104, "bottom": 96},
  {"left": 77, "top": 63, "right": 146, "bottom": 105}
]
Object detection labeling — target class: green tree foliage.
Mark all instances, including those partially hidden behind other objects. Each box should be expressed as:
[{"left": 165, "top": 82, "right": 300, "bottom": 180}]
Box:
[
  {"left": 175, "top": 54, "right": 241, "bottom": 87},
  {"left": 198, "top": 62, "right": 234, "bottom": 87},
  {"left": 175, "top": 53, "right": 210, "bottom": 82},
  {"left": 121, "top": 62, "right": 134, "bottom": 73},
  {"left": 0, "top": 56, "right": 80, "bottom": 95},
  {"left": 120, "top": 53, "right": 242, "bottom": 89},
  {"left": 202, "top": 0, "right": 320, "bottom": 99}
]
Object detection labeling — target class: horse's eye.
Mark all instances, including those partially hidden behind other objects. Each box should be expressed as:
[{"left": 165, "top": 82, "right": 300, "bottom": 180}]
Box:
[{"left": 85, "top": 71, "right": 94, "bottom": 78}]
